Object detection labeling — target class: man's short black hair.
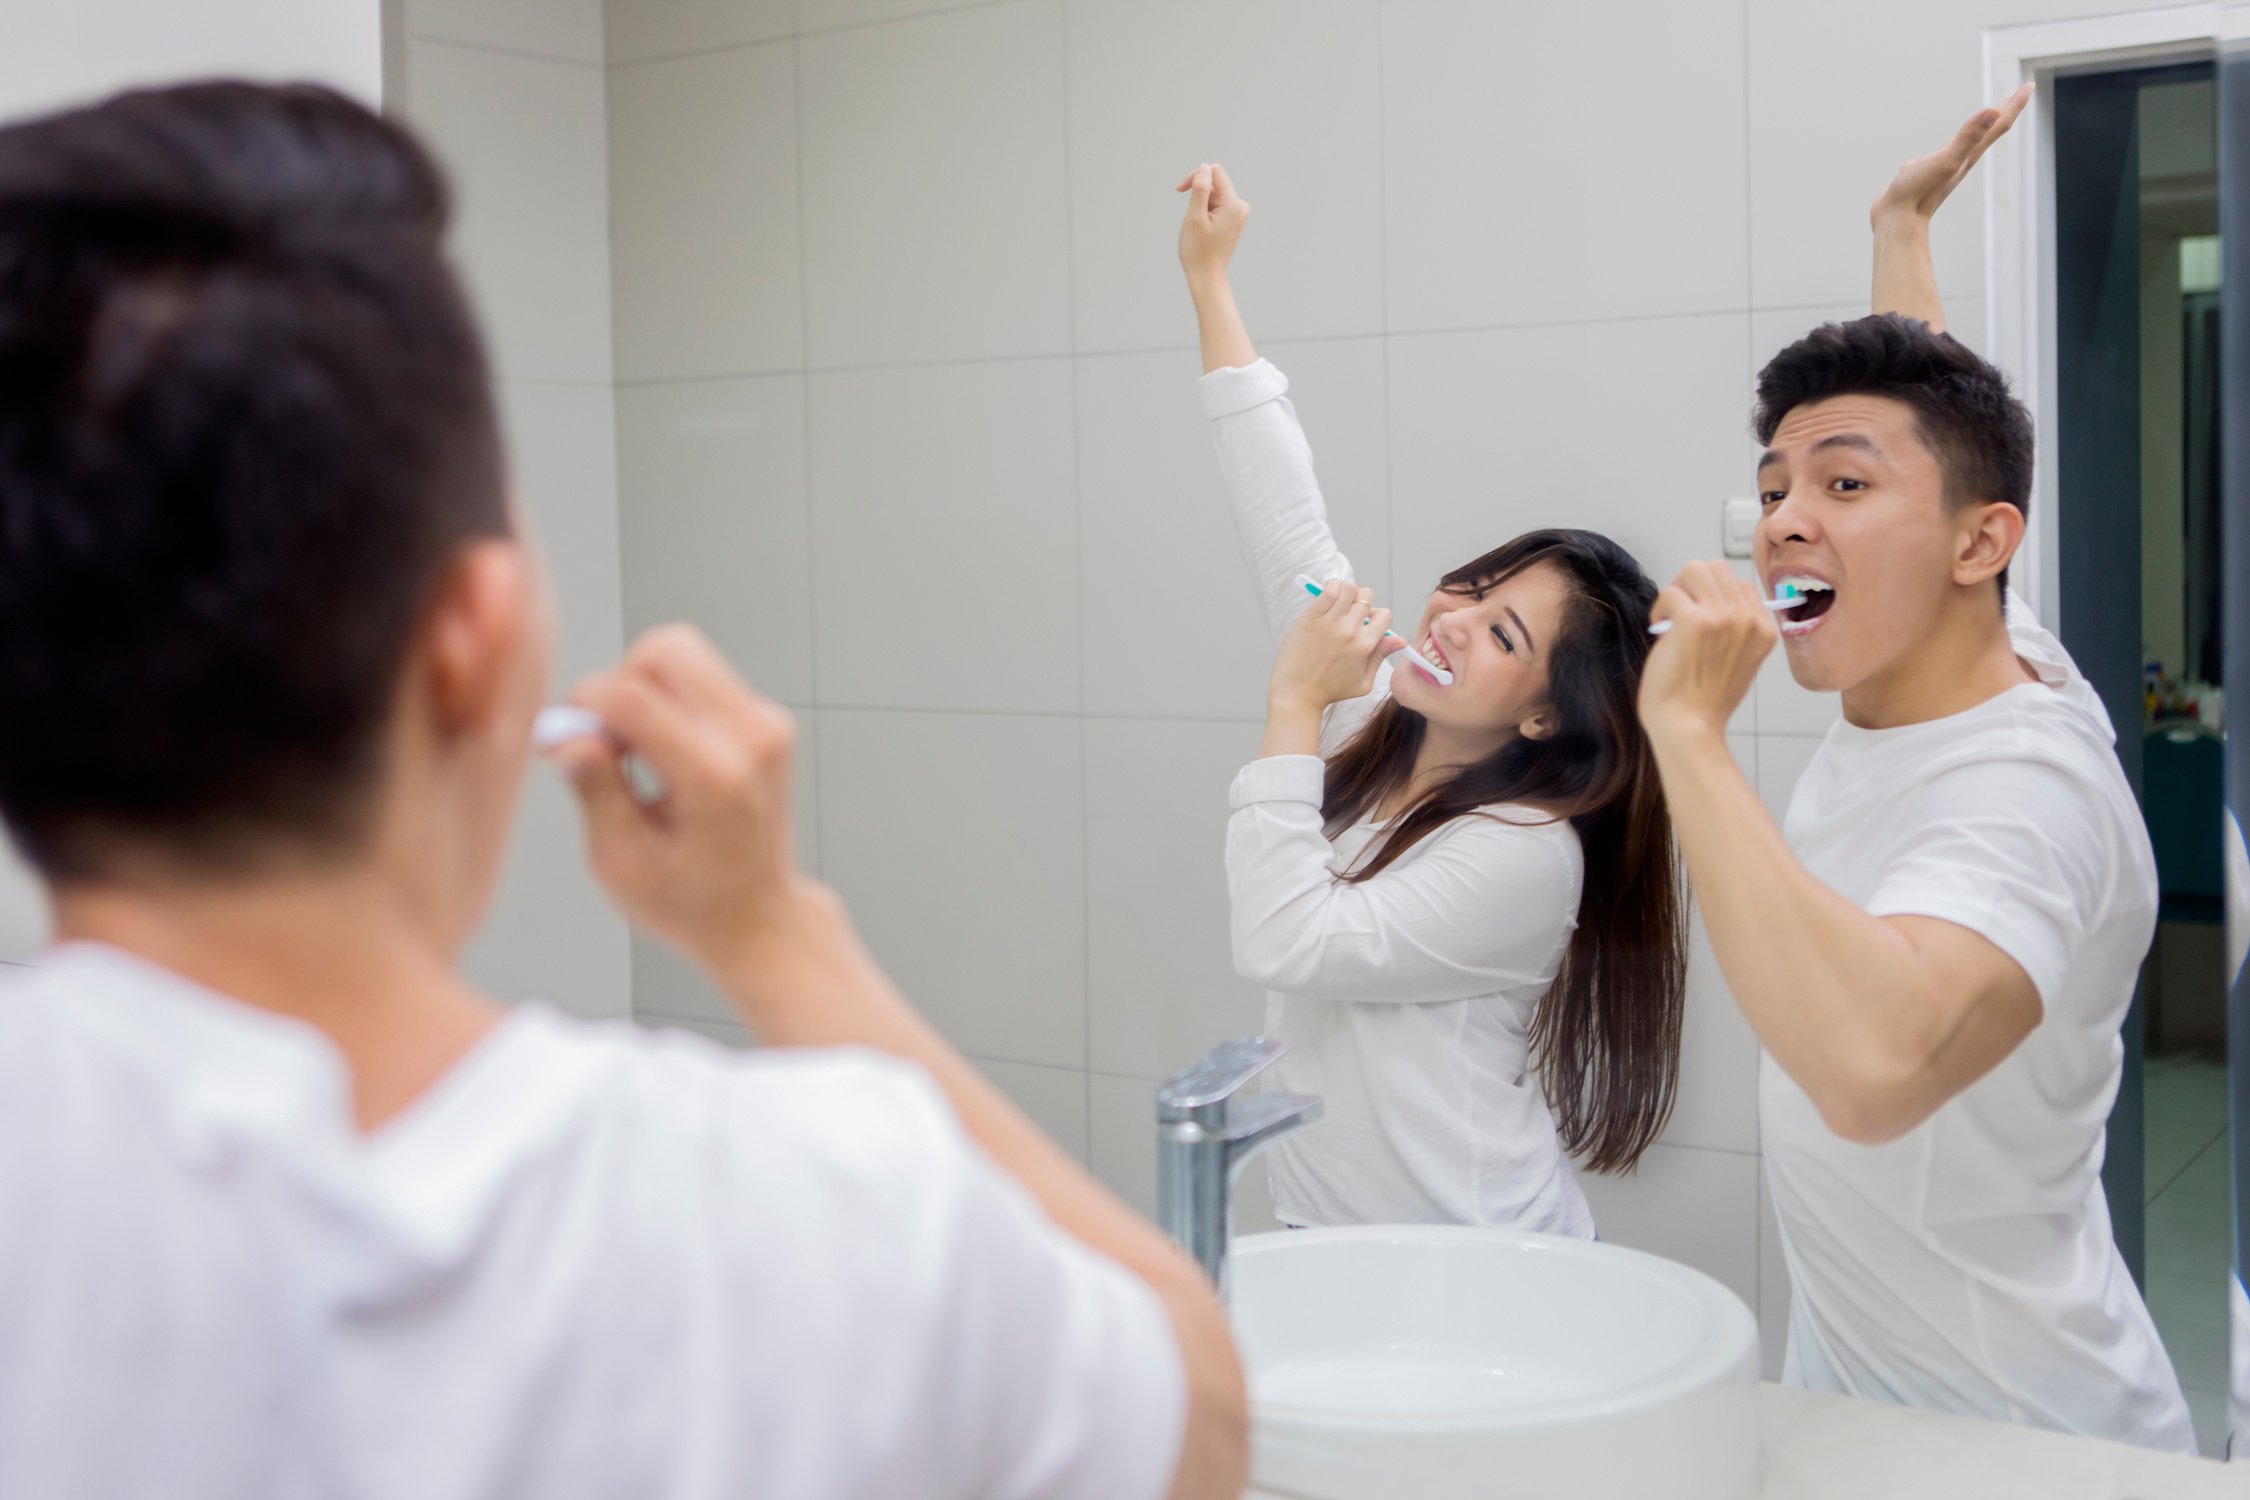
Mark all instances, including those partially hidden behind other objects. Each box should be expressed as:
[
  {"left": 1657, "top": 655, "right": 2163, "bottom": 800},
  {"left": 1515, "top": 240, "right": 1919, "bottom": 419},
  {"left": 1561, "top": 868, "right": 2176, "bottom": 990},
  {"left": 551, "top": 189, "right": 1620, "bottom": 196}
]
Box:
[
  {"left": 0, "top": 81, "right": 507, "bottom": 880},
  {"left": 1753, "top": 313, "right": 2034, "bottom": 597}
]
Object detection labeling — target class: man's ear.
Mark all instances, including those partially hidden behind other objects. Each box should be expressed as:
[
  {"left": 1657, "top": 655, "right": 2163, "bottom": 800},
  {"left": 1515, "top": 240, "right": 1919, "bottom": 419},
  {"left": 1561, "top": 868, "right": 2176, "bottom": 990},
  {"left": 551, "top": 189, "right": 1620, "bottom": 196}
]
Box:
[
  {"left": 417, "top": 539, "right": 531, "bottom": 740},
  {"left": 1954, "top": 500, "right": 2025, "bottom": 590}
]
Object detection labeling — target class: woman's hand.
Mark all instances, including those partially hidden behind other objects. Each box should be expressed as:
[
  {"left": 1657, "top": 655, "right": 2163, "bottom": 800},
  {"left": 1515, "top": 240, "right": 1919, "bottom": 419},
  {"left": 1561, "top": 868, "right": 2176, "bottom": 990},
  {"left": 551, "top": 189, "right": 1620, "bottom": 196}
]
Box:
[
  {"left": 1178, "top": 162, "right": 1250, "bottom": 296},
  {"left": 1269, "top": 578, "right": 1403, "bottom": 715},
  {"left": 1870, "top": 84, "right": 2031, "bottom": 233}
]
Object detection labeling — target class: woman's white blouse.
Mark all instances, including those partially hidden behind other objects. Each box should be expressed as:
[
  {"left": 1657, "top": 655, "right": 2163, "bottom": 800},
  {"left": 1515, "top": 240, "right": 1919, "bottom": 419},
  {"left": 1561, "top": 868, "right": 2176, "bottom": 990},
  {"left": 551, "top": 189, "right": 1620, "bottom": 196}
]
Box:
[{"left": 1204, "top": 358, "right": 1595, "bottom": 1236}]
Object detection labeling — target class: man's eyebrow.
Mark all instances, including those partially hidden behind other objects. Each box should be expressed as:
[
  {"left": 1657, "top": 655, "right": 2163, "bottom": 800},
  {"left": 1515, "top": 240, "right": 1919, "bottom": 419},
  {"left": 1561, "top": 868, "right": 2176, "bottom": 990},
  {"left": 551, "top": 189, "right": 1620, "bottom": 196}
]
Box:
[{"left": 1757, "top": 433, "right": 1885, "bottom": 470}]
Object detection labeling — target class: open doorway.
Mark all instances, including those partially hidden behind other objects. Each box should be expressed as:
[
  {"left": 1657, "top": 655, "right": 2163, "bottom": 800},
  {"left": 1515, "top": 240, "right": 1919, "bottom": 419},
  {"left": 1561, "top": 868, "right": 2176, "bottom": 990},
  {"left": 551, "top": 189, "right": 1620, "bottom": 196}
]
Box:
[{"left": 2050, "top": 57, "right": 2228, "bottom": 1454}]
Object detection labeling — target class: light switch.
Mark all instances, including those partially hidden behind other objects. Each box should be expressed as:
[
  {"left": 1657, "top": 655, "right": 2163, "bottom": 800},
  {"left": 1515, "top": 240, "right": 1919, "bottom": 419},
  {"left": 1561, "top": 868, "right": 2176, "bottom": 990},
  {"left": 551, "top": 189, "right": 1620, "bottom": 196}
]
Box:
[{"left": 1722, "top": 498, "right": 1759, "bottom": 559}]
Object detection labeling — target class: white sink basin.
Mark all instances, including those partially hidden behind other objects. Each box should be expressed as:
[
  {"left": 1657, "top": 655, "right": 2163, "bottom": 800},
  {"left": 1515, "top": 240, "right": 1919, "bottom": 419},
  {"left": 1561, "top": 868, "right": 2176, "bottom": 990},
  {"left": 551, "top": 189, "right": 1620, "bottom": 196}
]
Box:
[{"left": 1229, "top": 1225, "right": 1760, "bottom": 1500}]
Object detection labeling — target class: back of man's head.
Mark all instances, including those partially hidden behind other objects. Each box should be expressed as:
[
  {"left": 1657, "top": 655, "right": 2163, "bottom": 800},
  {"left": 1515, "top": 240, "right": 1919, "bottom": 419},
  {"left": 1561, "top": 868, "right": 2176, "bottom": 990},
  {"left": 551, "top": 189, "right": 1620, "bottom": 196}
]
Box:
[
  {"left": 1752, "top": 313, "right": 2034, "bottom": 596},
  {"left": 0, "top": 81, "right": 507, "bottom": 882}
]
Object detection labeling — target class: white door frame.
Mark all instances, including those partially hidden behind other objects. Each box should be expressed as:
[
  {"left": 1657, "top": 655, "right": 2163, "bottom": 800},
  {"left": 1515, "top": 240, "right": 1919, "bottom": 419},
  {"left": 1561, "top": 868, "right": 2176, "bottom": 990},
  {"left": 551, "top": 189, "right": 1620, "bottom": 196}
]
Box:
[{"left": 1983, "top": 3, "right": 2219, "bottom": 618}]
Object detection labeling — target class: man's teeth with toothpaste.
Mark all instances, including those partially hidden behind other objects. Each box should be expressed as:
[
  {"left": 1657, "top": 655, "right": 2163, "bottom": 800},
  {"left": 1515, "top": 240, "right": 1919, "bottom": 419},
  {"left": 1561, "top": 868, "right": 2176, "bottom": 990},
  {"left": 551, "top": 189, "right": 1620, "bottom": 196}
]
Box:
[{"left": 1772, "top": 576, "right": 1835, "bottom": 634}]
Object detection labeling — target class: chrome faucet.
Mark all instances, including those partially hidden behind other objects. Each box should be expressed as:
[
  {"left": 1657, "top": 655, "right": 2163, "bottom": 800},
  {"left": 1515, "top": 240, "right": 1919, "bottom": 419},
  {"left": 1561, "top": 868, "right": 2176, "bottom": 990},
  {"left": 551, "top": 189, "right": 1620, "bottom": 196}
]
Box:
[{"left": 1156, "top": 1036, "right": 1322, "bottom": 1298}]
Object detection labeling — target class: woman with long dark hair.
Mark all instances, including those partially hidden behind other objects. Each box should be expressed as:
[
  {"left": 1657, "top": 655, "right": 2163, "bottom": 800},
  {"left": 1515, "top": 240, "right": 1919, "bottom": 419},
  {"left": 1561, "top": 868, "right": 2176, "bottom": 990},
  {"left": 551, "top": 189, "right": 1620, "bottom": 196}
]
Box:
[{"left": 1180, "top": 164, "right": 1687, "bottom": 1233}]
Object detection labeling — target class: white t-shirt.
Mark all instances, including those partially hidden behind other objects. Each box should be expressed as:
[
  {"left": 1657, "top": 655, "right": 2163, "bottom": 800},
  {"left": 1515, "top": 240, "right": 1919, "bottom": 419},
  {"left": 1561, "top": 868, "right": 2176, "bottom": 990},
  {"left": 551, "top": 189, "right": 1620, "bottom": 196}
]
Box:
[
  {"left": 0, "top": 944, "right": 1185, "bottom": 1500},
  {"left": 1206, "top": 358, "right": 1595, "bottom": 1237},
  {"left": 1761, "top": 597, "right": 2196, "bottom": 1454}
]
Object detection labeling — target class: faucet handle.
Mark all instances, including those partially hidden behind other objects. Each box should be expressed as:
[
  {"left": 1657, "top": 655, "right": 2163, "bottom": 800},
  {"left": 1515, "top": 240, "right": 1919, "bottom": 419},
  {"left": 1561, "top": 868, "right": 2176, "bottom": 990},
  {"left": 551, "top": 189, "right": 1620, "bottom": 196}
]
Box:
[{"left": 1157, "top": 1036, "right": 1284, "bottom": 1125}]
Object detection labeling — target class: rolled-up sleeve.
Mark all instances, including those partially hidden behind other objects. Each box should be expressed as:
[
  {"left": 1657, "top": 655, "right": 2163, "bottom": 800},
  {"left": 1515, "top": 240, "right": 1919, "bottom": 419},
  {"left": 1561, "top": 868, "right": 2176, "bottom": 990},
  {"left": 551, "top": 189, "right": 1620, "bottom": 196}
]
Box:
[{"left": 1225, "top": 757, "right": 1582, "bottom": 1004}]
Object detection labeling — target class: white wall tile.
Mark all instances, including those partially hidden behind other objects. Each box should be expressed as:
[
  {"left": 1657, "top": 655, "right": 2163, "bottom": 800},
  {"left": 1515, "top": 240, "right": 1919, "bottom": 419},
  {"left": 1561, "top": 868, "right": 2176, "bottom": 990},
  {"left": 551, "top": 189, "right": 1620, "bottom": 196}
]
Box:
[
  {"left": 797, "top": 0, "right": 1004, "bottom": 32},
  {"left": 1754, "top": 733, "right": 1824, "bottom": 826},
  {"left": 974, "top": 1055, "right": 1090, "bottom": 1162},
  {"left": 501, "top": 383, "right": 625, "bottom": 680},
  {"left": 1090, "top": 1070, "right": 1159, "bottom": 1215},
  {"left": 617, "top": 375, "right": 814, "bottom": 703},
  {"left": 1086, "top": 718, "right": 1266, "bottom": 1081},
  {"left": 409, "top": 0, "right": 605, "bottom": 62},
  {"left": 1760, "top": 1167, "right": 1790, "bottom": 1380},
  {"left": 605, "top": 0, "right": 793, "bottom": 63},
  {"left": 463, "top": 770, "right": 633, "bottom": 1016},
  {"left": 1664, "top": 909, "right": 1762, "bottom": 1157},
  {"left": 798, "top": 1, "right": 1071, "bottom": 366},
  {"left": 808, "top": 361, "right": 1079, "bottom": 712},
  {"left": 1388, "top": 315, "right": 1759, "bottom": 734},
  {"left": 466, "top": 364, "right": 630, "bottom": 1025},
  {"left": 0, "top": 834, "right": 47, "bottom": 962},
  {"left": 407, "top": 41, "right": 614, "bottom": 383},
  {"left": 1746, "top": 0, "right": 2181, "bottom": 309},
  {"left": 1579, "top": 1141, "right": 1761, "bottom": 1316},
  {"left": 631, "top": 709, "right": 822, "bottom": 1024},
  {"left": 609, "top": 43, "right": 802, "bottom": 381},
  {"left": 1382, "top": 0, "right": 1746, "bottom": 333},
  {"left": 818, "top": 709, "right": 1086, "bottom": 1068},
  {"left": 1064, "top": 0, "right": 1382, "bottom": 351},
  {"left": 1080, "top": 338, "right": 1387, "bottom": 719}
]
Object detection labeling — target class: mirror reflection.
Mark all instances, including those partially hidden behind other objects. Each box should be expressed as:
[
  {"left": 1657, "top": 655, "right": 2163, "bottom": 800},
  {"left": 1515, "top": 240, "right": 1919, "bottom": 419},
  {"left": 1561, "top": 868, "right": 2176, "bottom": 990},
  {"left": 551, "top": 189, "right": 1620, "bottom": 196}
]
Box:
[{"left": 0, "top": 3, "right": 2240, "bottom": 1497}]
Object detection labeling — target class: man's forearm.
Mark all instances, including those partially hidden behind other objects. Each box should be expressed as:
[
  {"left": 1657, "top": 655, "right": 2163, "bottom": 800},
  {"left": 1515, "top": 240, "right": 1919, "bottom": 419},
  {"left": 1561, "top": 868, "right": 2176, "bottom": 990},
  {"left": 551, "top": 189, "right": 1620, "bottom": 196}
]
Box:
[
  {"left": 1652, "top": 725, "right": 1947, "bottom": 1128},
  {"left": 1191, "top": 277, "right": 1257, "bottom": 374},
  {"left": 1872, "top": 215, "right": 1946, "bottom": 330}
]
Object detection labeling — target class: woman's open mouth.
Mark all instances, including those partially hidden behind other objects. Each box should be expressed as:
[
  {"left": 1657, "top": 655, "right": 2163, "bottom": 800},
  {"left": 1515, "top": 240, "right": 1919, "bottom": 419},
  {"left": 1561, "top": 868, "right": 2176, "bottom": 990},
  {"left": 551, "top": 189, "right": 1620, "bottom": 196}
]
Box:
[
  {"left": 1772, "top": 575, "right": 1836, "bottom": 637},
  {"left": 1421, "top": 635, "right": 1453, "bottom": 673}
]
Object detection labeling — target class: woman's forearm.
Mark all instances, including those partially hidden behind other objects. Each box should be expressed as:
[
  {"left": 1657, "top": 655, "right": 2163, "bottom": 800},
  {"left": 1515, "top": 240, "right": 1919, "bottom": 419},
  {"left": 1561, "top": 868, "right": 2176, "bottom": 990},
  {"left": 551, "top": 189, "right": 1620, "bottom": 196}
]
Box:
[{"left": 1190, "top": 277, "right": 1257, "bottom": 374}]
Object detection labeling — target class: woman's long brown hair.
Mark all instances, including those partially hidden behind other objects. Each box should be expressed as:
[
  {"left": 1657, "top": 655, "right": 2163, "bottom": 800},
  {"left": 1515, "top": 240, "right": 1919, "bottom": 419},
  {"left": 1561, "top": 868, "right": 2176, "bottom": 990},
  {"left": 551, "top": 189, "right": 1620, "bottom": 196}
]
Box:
[{"left": 1322, "top": 530, "right": 1687, "bottom": 1174}]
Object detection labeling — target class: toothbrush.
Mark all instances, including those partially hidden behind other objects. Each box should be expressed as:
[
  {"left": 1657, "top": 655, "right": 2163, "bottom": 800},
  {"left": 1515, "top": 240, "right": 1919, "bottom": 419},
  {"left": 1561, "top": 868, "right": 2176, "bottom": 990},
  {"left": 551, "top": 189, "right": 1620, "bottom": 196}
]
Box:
[
  {"left": 1294, "top": 575, "right": 1455, "bottom": 686},
  {"left": 533, "top": 705, "right": 669, "bottom": 802},
  {"left": 1647, "top": 584, "right": 1802, "bottom": 637},
  {"left": 532, "top": 704, "right": 608, "bottom": 750}
]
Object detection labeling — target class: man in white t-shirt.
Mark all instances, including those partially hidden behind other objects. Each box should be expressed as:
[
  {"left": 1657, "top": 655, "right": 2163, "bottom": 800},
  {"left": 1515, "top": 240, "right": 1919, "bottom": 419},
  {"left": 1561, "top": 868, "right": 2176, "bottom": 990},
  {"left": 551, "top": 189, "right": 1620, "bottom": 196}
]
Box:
[
  {"left": 0, "top": 83, "right": 1245, "bottom": 1498},
  {"left": 1634, "top": 92, "right": 2196, "bottom": 1453}
]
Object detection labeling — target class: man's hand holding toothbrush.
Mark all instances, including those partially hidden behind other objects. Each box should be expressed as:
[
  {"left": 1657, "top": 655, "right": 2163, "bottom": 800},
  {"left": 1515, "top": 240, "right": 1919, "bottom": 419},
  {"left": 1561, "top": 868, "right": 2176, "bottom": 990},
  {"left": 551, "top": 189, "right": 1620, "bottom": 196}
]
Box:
[{"left": 541, "top": 624, "right": 1252, "bottom": 1499}]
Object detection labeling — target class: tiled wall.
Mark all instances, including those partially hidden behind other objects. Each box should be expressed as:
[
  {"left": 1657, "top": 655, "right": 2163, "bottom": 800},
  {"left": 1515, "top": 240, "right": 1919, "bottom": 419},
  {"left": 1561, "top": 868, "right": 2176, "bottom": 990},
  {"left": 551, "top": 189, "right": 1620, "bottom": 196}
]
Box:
[
  {"left": 598, "top": 0, "right": 2182, "bottom": 1377},
  {"left": 394, "top": 0, "right": 631, "bottom": 1019}
]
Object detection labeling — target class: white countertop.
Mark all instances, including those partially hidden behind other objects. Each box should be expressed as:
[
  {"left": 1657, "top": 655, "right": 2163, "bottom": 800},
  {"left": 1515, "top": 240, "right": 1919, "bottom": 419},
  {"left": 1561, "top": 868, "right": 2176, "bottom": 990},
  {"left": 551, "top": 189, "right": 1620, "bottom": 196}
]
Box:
[{"left": 1245, "top": 1383, "right": 2250, "bottom": 1499}]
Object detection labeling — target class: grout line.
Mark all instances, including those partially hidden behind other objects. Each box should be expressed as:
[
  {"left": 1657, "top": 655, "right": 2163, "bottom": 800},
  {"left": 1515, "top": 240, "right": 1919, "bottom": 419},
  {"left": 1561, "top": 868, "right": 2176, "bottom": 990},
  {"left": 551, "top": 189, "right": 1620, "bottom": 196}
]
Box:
[
  {"left": 788, "top": 34, "right": 827, "bottom": 881},
  {"left": 612, "top": 303, "right": 1887, "bottom": 387},
  {"left": 794, "top": 0, "right": 1028, "bottom": 42},
  {"left": 1056, "top": 0, "right": 1094, "bottom": 1149},
  {"left": 406, "top": 33, "right": 606, "bottom": 70},
  {"left": 1374, "top": 3, "right": 1396, "bottom": 605},
  {"left": 2144, "top": 1123, "right": 2230, "bottom": 1203},
  {"left": 814, "top": 702, "right": 1264, "bottom": 725},
  {"left": 608, "top": 33, "right": 794, "bottom": 71}
]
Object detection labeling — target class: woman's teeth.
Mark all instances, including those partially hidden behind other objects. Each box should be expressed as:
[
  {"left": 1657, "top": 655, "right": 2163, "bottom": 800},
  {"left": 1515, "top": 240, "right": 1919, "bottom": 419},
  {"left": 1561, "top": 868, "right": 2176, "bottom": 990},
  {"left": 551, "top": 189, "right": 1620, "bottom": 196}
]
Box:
[{"left": 1422, "top": 635, "right": 1451, "bottom": 671}]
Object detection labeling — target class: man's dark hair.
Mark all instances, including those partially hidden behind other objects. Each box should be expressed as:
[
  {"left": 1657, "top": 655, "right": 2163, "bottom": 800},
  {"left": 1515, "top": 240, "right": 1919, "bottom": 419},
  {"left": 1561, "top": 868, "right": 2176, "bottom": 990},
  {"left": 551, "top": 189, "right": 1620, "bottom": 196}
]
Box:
[
  {"left": 1753, "top": 312, "right": 2033, "bottom": 598},
  {"left": 0, "top": 82, "right": 508, "bottom": 880}
]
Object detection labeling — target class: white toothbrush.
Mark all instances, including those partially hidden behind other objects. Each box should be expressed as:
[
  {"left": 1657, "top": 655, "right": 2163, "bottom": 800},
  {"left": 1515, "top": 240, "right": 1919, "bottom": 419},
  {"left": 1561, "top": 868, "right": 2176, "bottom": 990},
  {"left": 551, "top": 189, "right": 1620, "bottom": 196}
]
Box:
[
  {"left": 1293, "top": 575, "right": 1455, "bottom": 686},
  {"left": 1648, "top": 586, "right": 1803, "bottom": 637},
  {"left": 532, "top": 704, "right": 607, "bottom": 749}
]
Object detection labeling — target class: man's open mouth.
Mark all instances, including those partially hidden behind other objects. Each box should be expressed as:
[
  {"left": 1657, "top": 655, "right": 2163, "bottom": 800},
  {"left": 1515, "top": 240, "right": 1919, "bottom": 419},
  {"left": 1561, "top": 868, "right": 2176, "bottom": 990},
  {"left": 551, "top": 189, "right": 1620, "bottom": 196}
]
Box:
[{"left": 1772, "top": 575, "right": 1836, "bottom": 636}]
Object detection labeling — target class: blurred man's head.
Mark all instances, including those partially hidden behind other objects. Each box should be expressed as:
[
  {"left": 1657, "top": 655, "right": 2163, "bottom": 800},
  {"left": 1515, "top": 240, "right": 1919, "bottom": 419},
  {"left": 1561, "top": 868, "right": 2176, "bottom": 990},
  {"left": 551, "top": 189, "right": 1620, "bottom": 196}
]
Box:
[
  {"left": 1750, "top": 314, "right": 2032, "bottom": 697},
  {"left": 0, "top": 82, "right": 547, "bottom": 935}
]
